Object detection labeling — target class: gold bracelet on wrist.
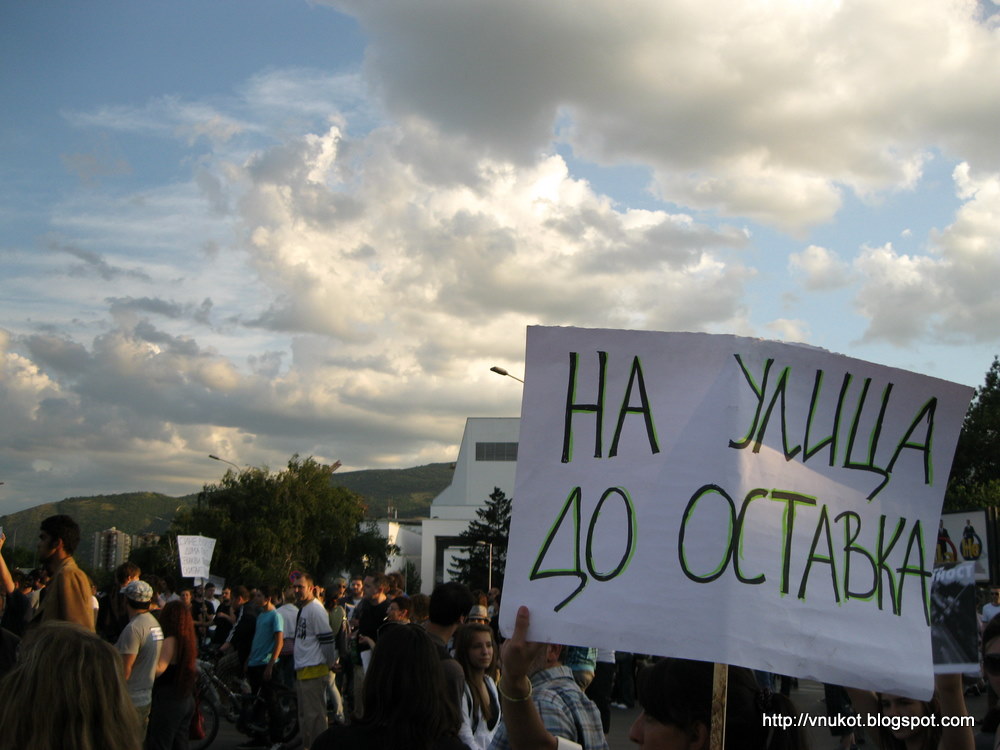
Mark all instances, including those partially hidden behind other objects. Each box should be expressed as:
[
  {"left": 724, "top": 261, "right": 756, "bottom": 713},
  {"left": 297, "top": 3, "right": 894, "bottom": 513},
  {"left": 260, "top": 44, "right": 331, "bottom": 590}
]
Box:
[{"left": 497, "top": 677, "right": 533, "bottom": 702}]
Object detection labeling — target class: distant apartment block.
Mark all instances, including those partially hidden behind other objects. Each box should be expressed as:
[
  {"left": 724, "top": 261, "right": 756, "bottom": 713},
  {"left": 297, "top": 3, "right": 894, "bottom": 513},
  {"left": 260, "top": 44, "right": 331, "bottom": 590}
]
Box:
[{"left": 92, "top": 527, "right": 132, "bottom": 571}]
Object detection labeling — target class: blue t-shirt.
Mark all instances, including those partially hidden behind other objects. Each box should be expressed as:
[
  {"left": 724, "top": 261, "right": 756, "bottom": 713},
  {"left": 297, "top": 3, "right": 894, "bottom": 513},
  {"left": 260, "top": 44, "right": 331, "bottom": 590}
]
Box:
[{"left": 248, "top": 609, "right": 284, "bottom": 667}]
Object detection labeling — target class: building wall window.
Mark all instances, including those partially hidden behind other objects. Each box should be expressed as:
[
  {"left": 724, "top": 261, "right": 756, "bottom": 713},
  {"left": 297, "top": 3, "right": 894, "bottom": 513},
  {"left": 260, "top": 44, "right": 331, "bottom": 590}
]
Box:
[{"left": 475, "top": 442, "right": 518, "bottom": 461}]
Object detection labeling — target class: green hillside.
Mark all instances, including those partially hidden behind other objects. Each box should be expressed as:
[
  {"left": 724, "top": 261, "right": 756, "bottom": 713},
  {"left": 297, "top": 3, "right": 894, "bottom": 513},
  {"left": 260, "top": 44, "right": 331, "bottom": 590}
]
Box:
[
  {"left": 0, "top": 462, "right": 455, "bottom": 566},
  {"left": 332, "top": 462, "right": 455, "bottom": 518},
  {"left": 0, "top": 491, "right": 198, "bottom": 568}
]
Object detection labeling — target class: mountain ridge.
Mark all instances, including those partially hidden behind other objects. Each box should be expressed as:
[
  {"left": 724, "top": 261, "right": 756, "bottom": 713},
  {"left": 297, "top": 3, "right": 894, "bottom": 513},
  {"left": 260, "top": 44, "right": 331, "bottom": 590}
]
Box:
[{"left": 0, "top": 462, "right": 455, "bottom": 565}]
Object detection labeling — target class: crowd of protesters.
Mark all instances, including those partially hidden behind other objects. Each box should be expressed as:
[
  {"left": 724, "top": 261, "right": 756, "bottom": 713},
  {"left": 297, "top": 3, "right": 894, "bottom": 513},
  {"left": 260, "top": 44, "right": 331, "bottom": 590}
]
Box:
[{"left": 0, "top": 513, "right": 986, "bottom": 750}]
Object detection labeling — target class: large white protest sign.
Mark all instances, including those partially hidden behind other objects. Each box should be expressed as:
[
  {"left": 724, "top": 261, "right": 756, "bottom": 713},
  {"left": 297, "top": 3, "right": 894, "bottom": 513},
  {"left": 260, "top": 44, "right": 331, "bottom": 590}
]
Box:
[
  {"left": 501, "top": 327, "right": 973, "bottom": 699},
  {"left": 177, "top": 535, "right": 216, "bottom": 580}
]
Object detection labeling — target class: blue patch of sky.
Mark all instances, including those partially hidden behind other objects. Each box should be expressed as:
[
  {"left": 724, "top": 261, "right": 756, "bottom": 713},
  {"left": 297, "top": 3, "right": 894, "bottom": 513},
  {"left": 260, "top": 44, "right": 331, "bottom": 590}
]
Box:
[
  {"left": 1, "top": 1, "right": 364, "bottom": 253},
  {"left": 1, "top": 1, "right": 363, "bottom": 112},
  {"left": 553, "top": 132, "right": 972, "bottom": 377},
  {"left": 809, "top": 152, "right": 962, "bottom": 259},
  {"left": 553, "top": 143, "right": 665, "bottom": 212},
  {"left": 743, "top": 153, "right": 977, "bottom": 378}
]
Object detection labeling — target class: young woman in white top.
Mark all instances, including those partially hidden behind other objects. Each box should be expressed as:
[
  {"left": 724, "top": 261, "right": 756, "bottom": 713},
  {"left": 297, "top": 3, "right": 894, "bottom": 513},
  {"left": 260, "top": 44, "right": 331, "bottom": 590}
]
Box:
[{"left": 454, "top": 623, "right": 501, "bottom": 750}]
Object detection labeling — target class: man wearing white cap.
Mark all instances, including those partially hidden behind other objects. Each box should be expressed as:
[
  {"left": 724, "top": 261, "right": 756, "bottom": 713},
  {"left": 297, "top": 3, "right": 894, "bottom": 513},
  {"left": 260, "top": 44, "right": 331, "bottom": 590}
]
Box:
[{"left": 115, "top": 579, "right": 164, "bottom": 730}]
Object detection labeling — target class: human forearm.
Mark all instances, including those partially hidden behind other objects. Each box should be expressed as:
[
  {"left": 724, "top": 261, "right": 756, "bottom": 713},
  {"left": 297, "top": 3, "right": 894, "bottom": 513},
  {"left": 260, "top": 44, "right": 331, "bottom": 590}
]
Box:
[
  {"left": 498, "top": 606, "right": 559, "bottom": 750},
  {"left": 0, "top": 558, "right": 14, "bottom": 595},
  {"left": 121, "top": 652, "right": 137, "bottom": 680},
  {"left": 319, "top": 630, "right": 337, "bottom": 666},
  {"left": 498, "top": 675, "right": 558, "bottom": 750},
  {"left": 0, "top": 534, "right": 14, "bottom": 595},
  {"left": 936, "top": 673, "right": 974, "bottom": 750},
  {"left": 155, "top": 637, "right": 176, "bottom": 677}
]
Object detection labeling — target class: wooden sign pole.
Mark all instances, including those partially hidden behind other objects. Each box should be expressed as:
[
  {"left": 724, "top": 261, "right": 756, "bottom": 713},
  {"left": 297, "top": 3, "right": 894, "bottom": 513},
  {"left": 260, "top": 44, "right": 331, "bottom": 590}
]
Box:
[{"left": 710, "top": 662, "right": 728, "bottom": 750}]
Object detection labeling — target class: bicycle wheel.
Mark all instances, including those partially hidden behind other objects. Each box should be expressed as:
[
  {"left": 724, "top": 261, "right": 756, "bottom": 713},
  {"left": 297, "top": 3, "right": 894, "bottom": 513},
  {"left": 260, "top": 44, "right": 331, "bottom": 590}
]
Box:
[
  {"left": 274, "top": 686, "right": 300, "bottom": 743},
  {"left": 191, "top": 698, "right": 220, "bottom": 750}
]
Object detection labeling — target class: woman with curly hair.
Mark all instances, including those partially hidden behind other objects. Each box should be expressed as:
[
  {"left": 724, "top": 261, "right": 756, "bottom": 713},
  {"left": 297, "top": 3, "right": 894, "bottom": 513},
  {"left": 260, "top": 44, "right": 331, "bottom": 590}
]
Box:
[{"left": 145, "top": 599, "right": 198, "bottom": 750}]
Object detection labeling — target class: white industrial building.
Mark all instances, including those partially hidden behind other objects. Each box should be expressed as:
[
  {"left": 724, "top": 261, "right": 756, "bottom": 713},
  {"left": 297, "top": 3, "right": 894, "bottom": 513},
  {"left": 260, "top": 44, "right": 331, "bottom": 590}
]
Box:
[{"left": 414, "top": 417, "right": 518, "bottom": 592}]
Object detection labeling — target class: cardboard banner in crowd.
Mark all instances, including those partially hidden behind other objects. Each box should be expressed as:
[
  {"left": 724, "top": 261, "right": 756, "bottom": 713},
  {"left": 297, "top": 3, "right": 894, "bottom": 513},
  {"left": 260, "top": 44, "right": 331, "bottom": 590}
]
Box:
[
  {"left": 937, "top": 510, "right": 990, "bottom": 581},
  {"left": 177, "top": 534, "right": 216, "bottom": 580},
  {"left": 501, "top": 327, "right": 973, "bottom": 699},
  {"left": 931, "top": 562, "right": 978, "bottom": 674}
]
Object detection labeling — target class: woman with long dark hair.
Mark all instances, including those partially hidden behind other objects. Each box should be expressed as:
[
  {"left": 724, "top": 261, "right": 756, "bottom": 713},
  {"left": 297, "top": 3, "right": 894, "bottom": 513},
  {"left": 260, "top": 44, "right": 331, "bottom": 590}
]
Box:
[
  {"left": 312, "top": 622, "right": 467, "bottom": 750},
  {"left": 145, "top": 600, "right": 198, "bottom": 750},
  {"left": 454, "top": 623, "right": 501, "bottom": 750}
]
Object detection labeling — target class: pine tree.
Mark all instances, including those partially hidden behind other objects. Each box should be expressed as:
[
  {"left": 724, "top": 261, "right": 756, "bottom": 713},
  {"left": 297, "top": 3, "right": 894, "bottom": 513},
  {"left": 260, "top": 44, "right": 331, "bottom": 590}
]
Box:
[
  {"left": 945, "top": 356, "right": 1000, "bottom": 510},
  {"left": 449, "top": 487, "right": 512, "bottom": 591}
]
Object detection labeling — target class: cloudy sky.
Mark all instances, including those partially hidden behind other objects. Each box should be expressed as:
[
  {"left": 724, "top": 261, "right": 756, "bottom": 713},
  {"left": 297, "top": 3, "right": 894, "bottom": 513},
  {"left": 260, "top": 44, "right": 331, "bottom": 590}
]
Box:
[{"left": 2, "top": 0, "right": 999, "bottom": 514}]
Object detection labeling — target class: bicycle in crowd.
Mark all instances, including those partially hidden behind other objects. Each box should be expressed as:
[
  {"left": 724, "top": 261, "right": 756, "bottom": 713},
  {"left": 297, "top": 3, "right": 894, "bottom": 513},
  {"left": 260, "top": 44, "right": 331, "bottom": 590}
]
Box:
[{"left": 193, "top": 649, "right": 299, "bottom": 750}]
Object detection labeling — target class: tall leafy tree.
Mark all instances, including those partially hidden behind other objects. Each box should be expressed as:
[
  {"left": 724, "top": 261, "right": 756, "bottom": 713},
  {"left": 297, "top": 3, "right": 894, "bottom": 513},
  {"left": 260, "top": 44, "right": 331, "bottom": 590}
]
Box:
[
  {"left": 449, "top": 487, "right": 512, "bottom": 591},
  {"left": 346, "top": 521, "right": 400, "bottom": 578},
  {"left": 171, "top": 455, "right": 389, "bottom": 584},
  {"left": 129, "top": 538, "right": 178, "bottom": 581},
  {"left": 945, "top": 356, "right": 1000, "bottom": 511}
]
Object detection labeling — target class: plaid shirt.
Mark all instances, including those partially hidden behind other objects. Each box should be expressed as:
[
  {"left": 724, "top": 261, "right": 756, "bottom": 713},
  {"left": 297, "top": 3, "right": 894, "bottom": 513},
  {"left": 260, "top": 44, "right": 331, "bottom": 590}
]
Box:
[{"left": 489, "top": 665, "right": 609, "bottom": 750}]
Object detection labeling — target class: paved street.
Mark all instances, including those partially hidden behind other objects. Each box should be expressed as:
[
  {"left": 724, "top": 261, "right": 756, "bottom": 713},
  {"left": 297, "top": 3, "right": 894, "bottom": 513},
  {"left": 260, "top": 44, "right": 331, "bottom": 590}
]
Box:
[{"left": 204, "top": 678, "right": 992, "bottom": 750}]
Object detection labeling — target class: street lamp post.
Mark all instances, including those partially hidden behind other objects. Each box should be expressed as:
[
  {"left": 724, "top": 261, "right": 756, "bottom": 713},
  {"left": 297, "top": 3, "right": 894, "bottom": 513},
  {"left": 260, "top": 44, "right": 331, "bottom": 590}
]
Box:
[
  {"left": 489, "top": 365, "right": 524, "bottom": 384},
  {"left": 208, "top": 454, "right": 241, "bottom": 471},
  {"left": 476, "top": 540, "right": 494, "bottom": 591}
]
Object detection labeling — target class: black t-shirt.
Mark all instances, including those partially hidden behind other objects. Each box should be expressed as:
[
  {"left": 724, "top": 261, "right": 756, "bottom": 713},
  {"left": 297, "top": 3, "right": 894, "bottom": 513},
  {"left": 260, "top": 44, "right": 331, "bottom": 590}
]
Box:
[
  {"left": 0, "top": 590, "right": 29, "bottom": 637},
  {"left": 356, "top": 598, "right": 390, "bottom": 647},
  {"left": 191, "top": 598, "right": 214, "bottom": 625},
  {"left": 229, "top": 604, "right": 258, "bottom": 662},
  {"left": 212, "top": 602, "right": 234, "bottom": 644}
]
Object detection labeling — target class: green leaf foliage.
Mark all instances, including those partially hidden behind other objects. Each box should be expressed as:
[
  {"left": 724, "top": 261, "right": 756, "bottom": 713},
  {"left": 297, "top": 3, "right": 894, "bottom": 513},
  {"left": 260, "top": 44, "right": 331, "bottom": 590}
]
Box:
[
  {"left": 946, "top": 356, "right": 1000, "bottom": 511},
  {"left": 171, "top": 455, "right": 390, "bottom": 586}
]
